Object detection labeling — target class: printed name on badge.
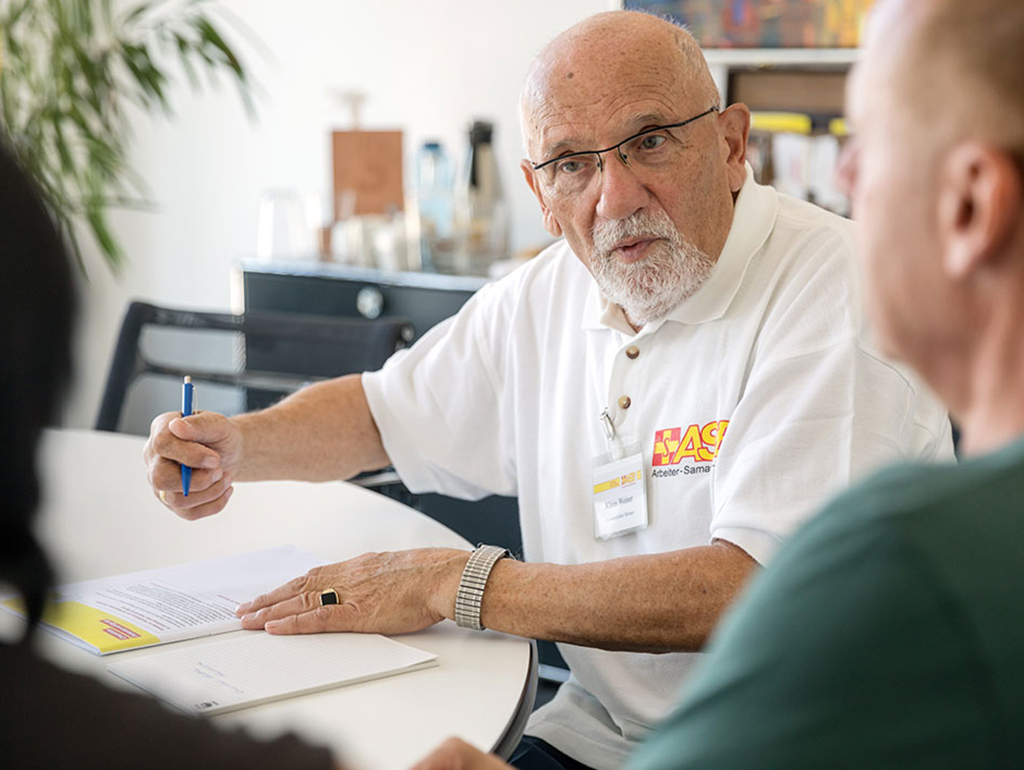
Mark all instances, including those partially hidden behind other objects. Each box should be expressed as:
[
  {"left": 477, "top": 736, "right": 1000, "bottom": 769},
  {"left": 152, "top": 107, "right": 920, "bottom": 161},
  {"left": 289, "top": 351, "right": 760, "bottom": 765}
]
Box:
[{"left": 592, "top": 443, "right": 649, "bottom": 540}]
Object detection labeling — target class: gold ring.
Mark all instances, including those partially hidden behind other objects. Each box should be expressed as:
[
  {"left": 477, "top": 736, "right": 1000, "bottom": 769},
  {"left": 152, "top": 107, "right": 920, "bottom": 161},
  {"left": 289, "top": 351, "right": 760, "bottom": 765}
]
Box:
[
  {"left": 159, "top": 490, "right": 168, "bottom": 504},
  {"left": 319, "top": 588, "right": 339, "bottom": 606}
]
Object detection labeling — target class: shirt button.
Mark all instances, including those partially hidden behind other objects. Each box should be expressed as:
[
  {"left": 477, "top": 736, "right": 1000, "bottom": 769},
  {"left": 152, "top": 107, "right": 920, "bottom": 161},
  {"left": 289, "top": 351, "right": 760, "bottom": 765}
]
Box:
[
  {"left": 618, "top": 395, "right": 632, "bottom": 410},
  {"left": 625, "top": 345, "right": 640, "bottom": 360}
]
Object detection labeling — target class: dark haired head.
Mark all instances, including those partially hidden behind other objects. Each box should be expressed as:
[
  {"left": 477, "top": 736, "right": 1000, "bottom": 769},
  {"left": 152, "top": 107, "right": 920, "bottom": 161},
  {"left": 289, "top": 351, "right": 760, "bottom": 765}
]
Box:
[{"left": 0, "top": 142, "right": 76, "bottom": 638}]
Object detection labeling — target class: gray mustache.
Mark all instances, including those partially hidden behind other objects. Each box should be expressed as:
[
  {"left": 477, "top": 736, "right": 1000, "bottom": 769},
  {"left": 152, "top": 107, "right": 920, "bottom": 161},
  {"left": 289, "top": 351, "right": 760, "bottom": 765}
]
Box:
[{"left": 592, "top": 213, "right": 679, "bottom": 255}]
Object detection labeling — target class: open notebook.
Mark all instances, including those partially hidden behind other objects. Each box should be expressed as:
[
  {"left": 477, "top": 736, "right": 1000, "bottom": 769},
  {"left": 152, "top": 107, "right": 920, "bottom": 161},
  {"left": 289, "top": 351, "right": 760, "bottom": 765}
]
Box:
[
  {"left": 108, "top": 631, "right": 438, "bottom": 715},
  {"left": 0, "top": 546, "right": 327, "bottom": 654}
]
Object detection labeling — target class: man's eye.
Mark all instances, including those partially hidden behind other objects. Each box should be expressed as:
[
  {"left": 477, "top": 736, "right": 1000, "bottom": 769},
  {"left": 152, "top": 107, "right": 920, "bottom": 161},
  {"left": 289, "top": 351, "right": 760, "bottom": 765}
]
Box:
[
  {"left": 556, "top": 158, "right": 586, "bottom": 175},
  {"left": 638, "top": 133, "right": 667, "bottom": 150}
]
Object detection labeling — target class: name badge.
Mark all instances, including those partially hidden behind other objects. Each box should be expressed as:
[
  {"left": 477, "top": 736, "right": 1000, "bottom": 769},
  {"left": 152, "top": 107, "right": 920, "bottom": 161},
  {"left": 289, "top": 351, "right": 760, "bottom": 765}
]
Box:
[{"left": 592, "top": 441, "right": 649, "bottom": 540}]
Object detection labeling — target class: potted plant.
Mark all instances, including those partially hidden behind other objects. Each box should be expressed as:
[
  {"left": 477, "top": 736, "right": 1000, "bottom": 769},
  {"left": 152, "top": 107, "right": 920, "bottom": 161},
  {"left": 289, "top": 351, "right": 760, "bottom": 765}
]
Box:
[{"left": 0, "top": 0, "right": 254, "bottom": 272}]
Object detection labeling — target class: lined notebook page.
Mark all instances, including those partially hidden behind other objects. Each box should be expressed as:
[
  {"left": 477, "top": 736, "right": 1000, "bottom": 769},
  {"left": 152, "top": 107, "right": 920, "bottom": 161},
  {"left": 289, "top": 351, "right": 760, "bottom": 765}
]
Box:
[{"left": 108, "top": 632, "right": 438, "bottom": 715}]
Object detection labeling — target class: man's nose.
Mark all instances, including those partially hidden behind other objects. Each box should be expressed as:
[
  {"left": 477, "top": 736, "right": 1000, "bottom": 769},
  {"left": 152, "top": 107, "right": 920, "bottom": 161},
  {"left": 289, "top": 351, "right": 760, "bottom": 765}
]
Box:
[{"left": 594, "top": 154, "right": 650, "bottom": 222}]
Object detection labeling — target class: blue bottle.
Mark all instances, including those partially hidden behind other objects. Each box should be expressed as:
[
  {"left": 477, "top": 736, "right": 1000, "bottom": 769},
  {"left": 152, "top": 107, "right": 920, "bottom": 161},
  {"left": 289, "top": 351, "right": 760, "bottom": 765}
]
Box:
[{"left": 415, "top": 141, "right": 455, "bottom": 272}]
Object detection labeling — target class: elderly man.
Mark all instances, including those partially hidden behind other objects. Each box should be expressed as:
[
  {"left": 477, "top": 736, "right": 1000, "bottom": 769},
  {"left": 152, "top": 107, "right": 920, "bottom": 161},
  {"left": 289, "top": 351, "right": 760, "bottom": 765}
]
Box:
[{"left": 145, "top": 10, "right": 951, "bottom": 770}]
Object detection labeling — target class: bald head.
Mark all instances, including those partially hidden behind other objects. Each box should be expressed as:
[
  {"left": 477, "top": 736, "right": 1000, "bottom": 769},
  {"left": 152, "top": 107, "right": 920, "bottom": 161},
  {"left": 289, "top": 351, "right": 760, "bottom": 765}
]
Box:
[
  {"left": 516, "top": 9, "right": 750, "bottom": 291},
  {"left": 519, "top": 11, "right": 719, "bottom": 158}
]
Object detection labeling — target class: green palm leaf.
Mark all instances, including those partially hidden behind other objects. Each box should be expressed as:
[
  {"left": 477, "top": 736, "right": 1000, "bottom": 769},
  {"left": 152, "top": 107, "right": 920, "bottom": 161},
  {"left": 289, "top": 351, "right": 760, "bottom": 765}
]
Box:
[{"left": 0, "top": 0, "right": 257, "bottom": 274}]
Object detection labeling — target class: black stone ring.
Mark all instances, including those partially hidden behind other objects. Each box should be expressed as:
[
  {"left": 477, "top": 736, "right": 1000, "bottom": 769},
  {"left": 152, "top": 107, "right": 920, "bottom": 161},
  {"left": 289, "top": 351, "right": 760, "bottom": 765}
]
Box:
[{"left": 319, "top": 588, "right": 339, "bottom": 606}]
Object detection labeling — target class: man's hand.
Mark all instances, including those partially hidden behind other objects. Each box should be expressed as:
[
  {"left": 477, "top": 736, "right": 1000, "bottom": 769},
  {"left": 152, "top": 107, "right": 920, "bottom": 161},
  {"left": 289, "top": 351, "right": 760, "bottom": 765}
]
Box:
[
  {"left": 236, "top": 548, "right": 470, "bottom": 635},
  {"left": 411, "top": 738, "right": 512, "bottom": 770},
  {"left": 144, "top": 410, "right": 242, "bottom": 520}
]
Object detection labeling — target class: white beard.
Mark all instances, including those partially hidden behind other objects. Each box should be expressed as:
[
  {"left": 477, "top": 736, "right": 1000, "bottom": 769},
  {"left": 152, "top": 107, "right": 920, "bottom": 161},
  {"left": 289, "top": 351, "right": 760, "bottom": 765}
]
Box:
[{"left": 590, "top": 210, "right": 715, "bottom": 327}]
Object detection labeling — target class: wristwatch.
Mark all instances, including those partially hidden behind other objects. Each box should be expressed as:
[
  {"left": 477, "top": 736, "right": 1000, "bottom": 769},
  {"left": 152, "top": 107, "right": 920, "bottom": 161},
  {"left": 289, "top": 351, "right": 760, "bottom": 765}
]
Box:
[{"left": 455, "top": 544, "right": 510, "bottom": 630}]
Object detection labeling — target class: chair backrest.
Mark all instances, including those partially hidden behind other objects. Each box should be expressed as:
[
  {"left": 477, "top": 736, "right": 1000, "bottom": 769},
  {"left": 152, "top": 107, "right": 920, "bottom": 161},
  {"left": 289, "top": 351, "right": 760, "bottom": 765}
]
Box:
[{"left": 96, "top": 301, "right": 412, "bottom": 435}]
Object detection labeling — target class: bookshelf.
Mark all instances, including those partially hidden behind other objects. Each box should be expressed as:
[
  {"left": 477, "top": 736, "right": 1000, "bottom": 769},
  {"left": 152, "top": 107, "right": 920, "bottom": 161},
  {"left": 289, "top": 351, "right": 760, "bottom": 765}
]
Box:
[
  {"left": 704, "top": 48, "right": 860, "bottom": 105},
  {"left": 702, "top": 47, "right": 860, "bottom": 215}
]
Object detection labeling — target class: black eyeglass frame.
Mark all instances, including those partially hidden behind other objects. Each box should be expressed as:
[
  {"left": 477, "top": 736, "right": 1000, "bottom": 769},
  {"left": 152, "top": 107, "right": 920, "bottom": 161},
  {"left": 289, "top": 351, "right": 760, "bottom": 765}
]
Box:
[{"left": 530, "top": 106, "right": 720, "bottom": 173}]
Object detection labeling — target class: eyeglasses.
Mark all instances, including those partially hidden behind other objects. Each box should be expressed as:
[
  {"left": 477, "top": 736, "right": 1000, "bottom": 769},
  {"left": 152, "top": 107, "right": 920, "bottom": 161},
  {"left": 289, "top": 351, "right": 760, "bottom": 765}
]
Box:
[{"left": 531, "top": 107, "right": 719, "bottom": 200}]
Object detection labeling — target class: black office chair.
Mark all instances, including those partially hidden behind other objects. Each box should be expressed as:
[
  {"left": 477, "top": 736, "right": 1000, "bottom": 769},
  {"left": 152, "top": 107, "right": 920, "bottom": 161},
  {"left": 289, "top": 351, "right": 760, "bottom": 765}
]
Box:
[{"left": 96, "top": 301, "right": 412, "bottom": 440}]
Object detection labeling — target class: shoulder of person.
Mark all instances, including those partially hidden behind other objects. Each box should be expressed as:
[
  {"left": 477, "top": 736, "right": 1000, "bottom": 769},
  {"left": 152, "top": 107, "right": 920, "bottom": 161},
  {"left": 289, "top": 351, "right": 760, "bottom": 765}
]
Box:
[
  {"left": 774, "top": 193, "right": 856, "bottom": 245},
  {"left": 760, "top": 194, "right": 859, "bottom": 282},
  {"left": 796, "top": 448, "right": 1002, "bottom": 560},
  {"left": 740, "top": 458, "right": 957, "bottom": 621},
  {"left": 0, "top": 643, "right": 332, "bottom": 769},
  {"left": 484, "top": 238, "right": 585, "bottom": 289},
  {"left": 741, "top": 196, "right": 864, "bottom": 358}
]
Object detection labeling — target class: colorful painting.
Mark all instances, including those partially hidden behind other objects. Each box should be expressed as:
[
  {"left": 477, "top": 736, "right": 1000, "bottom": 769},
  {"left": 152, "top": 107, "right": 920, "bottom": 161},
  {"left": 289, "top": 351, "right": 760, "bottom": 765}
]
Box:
[{"left": 623, "top": 0, "right": 875, "bottom": 48}]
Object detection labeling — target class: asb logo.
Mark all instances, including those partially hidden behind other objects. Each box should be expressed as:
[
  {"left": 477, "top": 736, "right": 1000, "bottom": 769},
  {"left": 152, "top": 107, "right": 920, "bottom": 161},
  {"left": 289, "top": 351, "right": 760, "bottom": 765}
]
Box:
[{"left": 652, "top": 421, "right": 730, "bottom": 466}]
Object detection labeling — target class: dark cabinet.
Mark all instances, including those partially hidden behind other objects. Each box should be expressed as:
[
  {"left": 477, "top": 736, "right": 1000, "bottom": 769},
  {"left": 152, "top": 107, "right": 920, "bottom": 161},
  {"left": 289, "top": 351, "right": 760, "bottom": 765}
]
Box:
[
  {"left": 240, "top": 262, "right": 487, "bottom": 340},
  {"left": 239, "top": 261, "right": 522, "bottom": 553}
]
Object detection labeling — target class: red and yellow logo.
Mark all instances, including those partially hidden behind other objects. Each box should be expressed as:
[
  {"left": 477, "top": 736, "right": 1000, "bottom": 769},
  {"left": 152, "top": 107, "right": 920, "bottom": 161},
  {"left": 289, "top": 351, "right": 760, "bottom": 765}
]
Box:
[{"left": 653, "top": 421, "right": 730, "bottom": 466}]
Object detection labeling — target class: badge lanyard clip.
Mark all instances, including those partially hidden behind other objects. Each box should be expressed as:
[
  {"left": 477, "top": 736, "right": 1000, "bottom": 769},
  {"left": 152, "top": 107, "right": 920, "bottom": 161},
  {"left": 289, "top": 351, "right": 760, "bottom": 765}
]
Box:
[{"left": 600, "top": 408, "right": 626, "bottom": 461}]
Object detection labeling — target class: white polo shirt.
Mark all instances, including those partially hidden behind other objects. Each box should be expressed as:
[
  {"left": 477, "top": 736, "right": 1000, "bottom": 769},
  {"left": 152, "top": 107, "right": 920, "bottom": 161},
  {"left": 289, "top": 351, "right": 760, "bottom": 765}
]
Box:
[{"left": 362, "top": 170, "right": 953, "bottom": 769}]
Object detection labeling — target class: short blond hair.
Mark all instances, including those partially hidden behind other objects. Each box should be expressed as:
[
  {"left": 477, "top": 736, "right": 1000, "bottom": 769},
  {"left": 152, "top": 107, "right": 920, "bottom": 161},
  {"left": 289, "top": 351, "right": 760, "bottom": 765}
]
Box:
[{"left": 900, "top": 0, "right": 1024, "bottom": 150}]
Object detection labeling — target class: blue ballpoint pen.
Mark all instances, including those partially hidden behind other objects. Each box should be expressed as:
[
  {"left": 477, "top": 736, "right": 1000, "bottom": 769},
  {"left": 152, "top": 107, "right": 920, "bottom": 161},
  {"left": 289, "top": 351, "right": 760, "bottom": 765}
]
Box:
[{"left": 181, "top": 375, "right": 194, "bottom": 496}]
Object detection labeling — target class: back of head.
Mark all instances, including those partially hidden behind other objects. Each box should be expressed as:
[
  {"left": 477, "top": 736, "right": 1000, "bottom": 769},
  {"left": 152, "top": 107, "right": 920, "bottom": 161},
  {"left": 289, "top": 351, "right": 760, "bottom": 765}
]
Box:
[
  {"left": 850, "top": 0, "right": 1024, "bottom": 448},
  {"left": 0, "top": 142, "right": 76, "bottom": 635},
  {"left": 895, "top": 0, "right": 1024, "bottom": 151}
]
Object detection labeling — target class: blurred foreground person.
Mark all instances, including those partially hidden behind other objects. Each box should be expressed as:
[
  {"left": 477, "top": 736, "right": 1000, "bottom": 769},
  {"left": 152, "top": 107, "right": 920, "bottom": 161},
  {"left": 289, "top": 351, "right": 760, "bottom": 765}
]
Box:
[{"left": 0, "top": 142, "right": 336, "bottom": 769}]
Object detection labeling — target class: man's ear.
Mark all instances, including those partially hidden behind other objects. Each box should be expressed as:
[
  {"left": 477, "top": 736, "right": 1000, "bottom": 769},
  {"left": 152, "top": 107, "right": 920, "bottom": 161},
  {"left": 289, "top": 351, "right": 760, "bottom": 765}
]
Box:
[
  {"left": 717, "top": 103, "right": 751, "bottom": 193},
  {"left": 521, "top": 159, "right": 563, "bottom": 238},
  {"left": 937, "top": 143, "right": 1023, "bottom": 280}
]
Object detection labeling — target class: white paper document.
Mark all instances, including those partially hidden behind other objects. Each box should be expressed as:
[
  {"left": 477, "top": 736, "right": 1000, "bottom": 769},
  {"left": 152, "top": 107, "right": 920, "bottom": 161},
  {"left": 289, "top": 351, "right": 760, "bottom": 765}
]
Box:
[
  {"left": 108, "top": 632, "right": 439, "bottom": 715},
  {"left": 0, "top": 546, "right": 326, "bottom": 654}
]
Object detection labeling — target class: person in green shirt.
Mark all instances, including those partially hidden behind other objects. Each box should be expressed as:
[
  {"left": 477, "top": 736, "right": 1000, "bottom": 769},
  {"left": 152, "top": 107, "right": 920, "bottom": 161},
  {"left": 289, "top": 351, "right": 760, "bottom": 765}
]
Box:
[
  {"left": 626, "top": 0, "right": 1024, "bottom": 766},
  {"left": 629, "top": 445, "right": 1024, "bottom": 768},
  {"left": 413, "top": 0, "right": 1024, "bottom": 767}
]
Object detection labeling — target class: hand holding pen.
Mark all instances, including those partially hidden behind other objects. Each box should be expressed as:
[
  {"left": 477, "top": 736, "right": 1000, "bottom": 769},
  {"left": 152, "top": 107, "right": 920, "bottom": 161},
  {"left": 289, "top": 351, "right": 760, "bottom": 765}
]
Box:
[{"left": 144, "top": 390, "right": 241, "bottom": 520}]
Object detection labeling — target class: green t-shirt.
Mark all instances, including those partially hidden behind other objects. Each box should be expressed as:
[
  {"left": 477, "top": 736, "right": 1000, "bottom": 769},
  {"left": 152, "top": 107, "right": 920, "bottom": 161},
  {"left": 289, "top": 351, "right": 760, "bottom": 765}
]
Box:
[{"left": 630, "top": 436, "right": 1024, "bottom": 769}]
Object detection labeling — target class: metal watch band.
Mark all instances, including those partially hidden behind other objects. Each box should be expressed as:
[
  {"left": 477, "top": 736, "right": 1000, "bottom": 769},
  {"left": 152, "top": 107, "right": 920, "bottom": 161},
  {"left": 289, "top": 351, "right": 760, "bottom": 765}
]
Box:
[{"left": 455, "top": 544, "right": 509, "bottom": 631}]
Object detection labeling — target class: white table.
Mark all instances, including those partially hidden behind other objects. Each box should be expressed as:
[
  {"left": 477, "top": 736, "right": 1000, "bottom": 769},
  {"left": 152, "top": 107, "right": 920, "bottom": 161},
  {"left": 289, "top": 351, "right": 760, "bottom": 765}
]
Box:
[{"left": 7, "top": 430, "right": 535, "bottom": 770}]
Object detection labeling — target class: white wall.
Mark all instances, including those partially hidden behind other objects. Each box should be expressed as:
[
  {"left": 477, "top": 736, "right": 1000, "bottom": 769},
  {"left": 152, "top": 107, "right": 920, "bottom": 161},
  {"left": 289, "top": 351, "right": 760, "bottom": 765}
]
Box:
[{"left": 68, "top": 0, "right": 608, "bottom": 428}]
